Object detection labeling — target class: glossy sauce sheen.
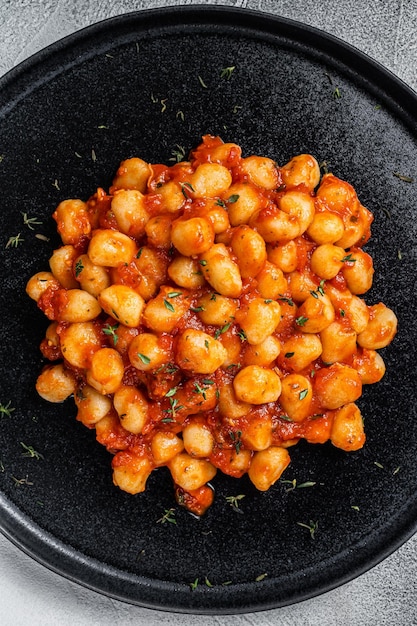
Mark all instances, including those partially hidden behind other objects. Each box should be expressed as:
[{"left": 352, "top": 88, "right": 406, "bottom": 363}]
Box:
[{"left": 27, "top": 135, "right": 397, "bottom": 515}]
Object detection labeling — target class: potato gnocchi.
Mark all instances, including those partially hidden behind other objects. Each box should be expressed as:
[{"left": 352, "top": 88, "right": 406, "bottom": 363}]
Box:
[{"left": 26, "top": 136, "right": 397, "bottom": 515}]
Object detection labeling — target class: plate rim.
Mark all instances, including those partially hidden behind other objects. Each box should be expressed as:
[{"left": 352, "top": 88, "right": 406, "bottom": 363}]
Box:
[
  {"left": 1, "top": 4, "right": 416, "bottom": 123},
  {"left": 1, "top": 4, "right": 417, "bottom": 614},
  {"left": 3, "top": 486, "right": 417, "bottom": 614}
]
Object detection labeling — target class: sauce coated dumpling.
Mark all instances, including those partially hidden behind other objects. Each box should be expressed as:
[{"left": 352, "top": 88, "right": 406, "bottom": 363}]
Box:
[{"left": 27, "top": 135, "right": 397, "bottom": 516}]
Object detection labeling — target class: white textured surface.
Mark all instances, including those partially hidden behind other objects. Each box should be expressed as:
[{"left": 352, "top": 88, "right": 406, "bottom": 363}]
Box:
[{"left": 1, "top": 1, "right": 417, "bottom": 624}]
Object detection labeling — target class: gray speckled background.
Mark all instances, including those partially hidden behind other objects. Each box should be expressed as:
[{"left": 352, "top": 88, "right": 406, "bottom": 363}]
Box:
[{"left": 1, "top": 1, "right": 417, "bottom": 624}]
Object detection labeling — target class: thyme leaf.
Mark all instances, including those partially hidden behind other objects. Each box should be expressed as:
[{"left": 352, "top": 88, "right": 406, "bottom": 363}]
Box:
[
  {"left": 297, "top": 519, "right": 318, "bottom": 539},
  {"left": 21, "top": 212, "right": 43, "bottom": 230},
  {"left": 137, "top": 353, "right": 151, "bottom": 364},
  {"left": 214, "top": 322, "right": 232, "bottom": 339},
  {"left": 220, "top": 66, "right": 236, "bottom": 80},
  {"left": 75, "top": 259, "right": 84, "bottom": 277},
  {"left": 224, "top": 493, "right": 245, "bottom": 511},
  {"left": 169, "top": 145, "right": 186, "bottom": 163},
  {"left": 393, "top": 171, "right": 414, "bottom": 183},
  {"left": 163, "top": 298, "right": 175, "bottom": 312},
  {"left": 237, "top": 329, "right": 247, "bottom": 342},
  {"left": 11, "top": 475, "right": 33, "bottom": 487},
  {"left": 103, "top": 323, "right": 119, "bottom": 346},
  {"left": 5, "top": 233, "right": 24, "bottom": 248},
  {"left": 20, "top": 442, "right": 43, "bottom": 460},
  {"left": 255, "top": 573, "right": 268, "bottom": 582},
  {"left": 228, "top": 430, "right": 243, "bottom": 454},
  {"left": 295, "top": 316, "right": 309, "bottom": 327},
  {"left": 278, "top": 295, "right": 294, "bottom": 306},
  {"left": 181, "top": 182, "right": 195, "bottom": 198},
  {"left": 156, "top": 508, "right": 177, "bottom": 524},
  {"left": 0, "top": 401, "right": 15, "bottom": 418}
]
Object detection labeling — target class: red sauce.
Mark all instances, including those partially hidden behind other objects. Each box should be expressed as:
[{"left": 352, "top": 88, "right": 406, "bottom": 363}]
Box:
[
  {"left": 33, "top": 135, "right": 386, "bottom": 514},
  {"left": 37, "top": 286, "right": 68, "bottom": 320},
  {"left": 175, "top": 483, "right": 215, "bottom": 517}
]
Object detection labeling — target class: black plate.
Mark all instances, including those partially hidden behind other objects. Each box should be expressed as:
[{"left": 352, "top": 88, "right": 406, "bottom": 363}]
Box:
[{"left": 0, "top": 5, "right": 416, "bottom": 615}]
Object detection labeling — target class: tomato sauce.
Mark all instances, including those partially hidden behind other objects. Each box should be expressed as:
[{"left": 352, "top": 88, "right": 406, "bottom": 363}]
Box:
[{"left": 30, "top": 135, "right": 393, "bottom": 516}]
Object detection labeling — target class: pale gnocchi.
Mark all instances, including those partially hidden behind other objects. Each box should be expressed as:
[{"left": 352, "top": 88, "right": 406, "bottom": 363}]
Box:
[{"left": 27, "top": 135, "right": 397, "bottom": 516}]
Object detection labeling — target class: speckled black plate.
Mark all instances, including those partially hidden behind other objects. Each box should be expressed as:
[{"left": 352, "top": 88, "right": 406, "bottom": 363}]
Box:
[{"left": 0, "top": 5, "right": 416, "bottom": 614}]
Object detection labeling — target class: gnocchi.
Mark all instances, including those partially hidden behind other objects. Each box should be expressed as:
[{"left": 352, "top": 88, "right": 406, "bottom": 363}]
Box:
[{"left": 28, "top": 135, "right": 397, "bottom": 516}]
